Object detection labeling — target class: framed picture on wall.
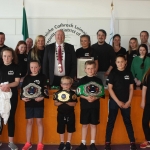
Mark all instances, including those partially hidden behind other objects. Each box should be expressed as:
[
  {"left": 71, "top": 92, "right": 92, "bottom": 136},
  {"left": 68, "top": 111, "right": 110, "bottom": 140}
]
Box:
[{"left": 77, "top": 57, "right": 94, "bottom": 79}]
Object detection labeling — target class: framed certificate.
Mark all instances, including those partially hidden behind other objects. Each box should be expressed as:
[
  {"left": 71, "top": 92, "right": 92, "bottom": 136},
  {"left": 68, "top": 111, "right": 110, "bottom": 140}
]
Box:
[{"left": 77, "top": 57, "right": 94, "bottom": 79}]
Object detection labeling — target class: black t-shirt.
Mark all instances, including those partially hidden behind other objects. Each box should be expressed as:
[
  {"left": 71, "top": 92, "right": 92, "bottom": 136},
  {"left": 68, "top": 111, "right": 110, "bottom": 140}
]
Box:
[
  {"left": 54, "top": 90, "right": 77, "bottom": 114},
  {"left": 0, "top": 45, "right": 8, "bottom": 66},
  {"left": 17, "top": 54, "right": 28, "bottom": 77},
  {"left": 21, "top": 73, "right": 48, "bottom": 108},
  {"left": 92, "top": 42, "right": 116, "bottom": 71},
  {"left": 107, "top": 69, "right": 134, "bottom": 102},
  {"left": 76, "top": 47, "right": 98, "bottom": 60},
  {"left": 0, "top": 63, "right": 21, "bottom": 92},
  {"left": 78, "top": 76, "right": 103, "bottom": 109},
  {"left": 126, "top": 50, "right": 138, "bottom": 71},
  {"left": 143, "top": 75, "right": 150, "bottom": 104},
  {"left": 114, "top": 47, "right": 126, "bottom": 56}
]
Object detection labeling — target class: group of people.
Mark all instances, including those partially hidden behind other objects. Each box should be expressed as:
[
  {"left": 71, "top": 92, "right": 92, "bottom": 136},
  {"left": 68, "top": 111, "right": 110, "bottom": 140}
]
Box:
[{"left": 0, "top": 29, "right": 150, "bottom": 150}]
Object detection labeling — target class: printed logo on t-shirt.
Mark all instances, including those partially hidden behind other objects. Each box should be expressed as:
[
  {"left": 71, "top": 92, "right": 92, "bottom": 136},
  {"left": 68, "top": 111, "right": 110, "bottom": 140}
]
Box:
[
  {"left": 8, "top": 70, "right": 14, "bottom": 75},
  {"left": 34, "top": 80, "right": 40, "bottom": 84},
  {"left": 124, "top": 75, "right": 130, "bottom": 80},
  {"left": 24, "top": 58, "right": 27, "bottom": 61},
  {"left": 133, "top": 54, "right": 137, "bottom": 57},
  {"left": 85, "top": 53, "right": 89, "bottom": 56}
]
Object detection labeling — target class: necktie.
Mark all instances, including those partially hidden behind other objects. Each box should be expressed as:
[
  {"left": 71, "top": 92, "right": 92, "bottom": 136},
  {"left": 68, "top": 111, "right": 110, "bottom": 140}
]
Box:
[{"left": 58, "top": 46, "right": 63, "bottom": 73}]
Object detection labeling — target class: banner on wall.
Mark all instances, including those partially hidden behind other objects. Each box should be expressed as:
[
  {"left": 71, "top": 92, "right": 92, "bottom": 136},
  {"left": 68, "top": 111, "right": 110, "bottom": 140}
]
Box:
[{"left": 44, "top": 23, "right": 87, "bottom": 50}]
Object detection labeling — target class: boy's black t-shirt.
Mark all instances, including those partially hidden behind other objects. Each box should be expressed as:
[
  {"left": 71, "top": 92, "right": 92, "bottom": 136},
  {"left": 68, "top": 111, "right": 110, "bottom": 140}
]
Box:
[
  {"left": 54, "top": 90, "right": 77, "bottom": 115},
  {"left": 143, "top": 75, "right": 150, "bottom": 104},
  {"left": 76, "top": 47, "right": 98, "bottom": 60},
  {"left": 78, "top": 76, "right": 103, "bottom": 109},
  {"left": 21, "top": 73, "right": 48, "bottom": 108},
  {"left": 0, "top": 63, "right": 21, "bottom": 92},
  {"left": 107, "top": 69, "right": 134, "bottom": 102},
  {"left": 17, "top": 54, "right": 28, "bottom": 77}
]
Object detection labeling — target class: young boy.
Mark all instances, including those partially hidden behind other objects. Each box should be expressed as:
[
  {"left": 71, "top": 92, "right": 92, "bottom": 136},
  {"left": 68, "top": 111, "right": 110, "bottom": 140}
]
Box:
[
  {"left": 76, "top": 60, "right": 104, "bottom": 150},
  {"left": 53, "top": 76, "right": 77, "bottom": 150},
  {"left": 21, "top": 60, "right": 49, "bottom": 150}
]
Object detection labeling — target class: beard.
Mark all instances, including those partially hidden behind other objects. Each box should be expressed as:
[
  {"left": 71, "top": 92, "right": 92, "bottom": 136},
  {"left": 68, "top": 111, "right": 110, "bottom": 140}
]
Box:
[{"left": 98, "top": 39, "right": 105, "bottom": 44}]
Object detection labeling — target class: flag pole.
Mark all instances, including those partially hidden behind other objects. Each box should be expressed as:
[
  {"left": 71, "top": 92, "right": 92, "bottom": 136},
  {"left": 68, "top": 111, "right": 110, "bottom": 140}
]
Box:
[
  {"left": 109, "top": 1, "right": 115, "bottom": 45},
  {"left": 111, "top": 1, "right": 113, "bottom": 11}
]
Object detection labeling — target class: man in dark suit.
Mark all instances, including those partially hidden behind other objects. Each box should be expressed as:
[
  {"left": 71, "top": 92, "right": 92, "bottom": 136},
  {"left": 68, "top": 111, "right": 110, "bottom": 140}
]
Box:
[{"left": 43, "top": 30, "right": 77, "bottom": 87}]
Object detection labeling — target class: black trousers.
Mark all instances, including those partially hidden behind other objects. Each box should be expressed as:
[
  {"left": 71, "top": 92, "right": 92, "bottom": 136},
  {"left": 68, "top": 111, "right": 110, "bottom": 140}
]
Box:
[
  {"left": 105, "top": 101, "right": 135, "bottom": 142},
  {"left": 0, "top": 90, "right": 18, "bottom": 137},
  {"left": 142, "top": 104, "right": 150, "bottom": 141}
]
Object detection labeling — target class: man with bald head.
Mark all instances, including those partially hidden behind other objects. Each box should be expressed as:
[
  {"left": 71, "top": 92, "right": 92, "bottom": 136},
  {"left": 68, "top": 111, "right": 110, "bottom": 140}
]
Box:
[
  {"left": 25, "top": 38, "right": 33, "bottom": 54},
  {"left": 43, "top": 30, "right": 77, "bottom": 87}
]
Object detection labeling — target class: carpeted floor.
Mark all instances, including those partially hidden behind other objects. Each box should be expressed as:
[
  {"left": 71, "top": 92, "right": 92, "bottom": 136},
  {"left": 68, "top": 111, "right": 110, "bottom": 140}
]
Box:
[{"left": 0, "top": 143, "right": 143, "bottom": 150}]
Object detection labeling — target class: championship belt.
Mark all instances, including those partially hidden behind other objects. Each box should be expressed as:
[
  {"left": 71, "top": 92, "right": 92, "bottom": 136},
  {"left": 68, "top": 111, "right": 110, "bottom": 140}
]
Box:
[
  {"left": 22, "top": 83, "right": 42, "bottom": 99},
  {"left": 76, "top": 81, "right": 104, "bottom": 97},
  {"left": 53, "top": 90, "right": 77, "bottom": 103}
]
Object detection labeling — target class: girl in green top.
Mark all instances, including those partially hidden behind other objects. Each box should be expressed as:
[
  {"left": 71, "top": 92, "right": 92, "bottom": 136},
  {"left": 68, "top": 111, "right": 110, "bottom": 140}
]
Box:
[{"left": 131, "top": 44, "right": 150, "bottom": 88}]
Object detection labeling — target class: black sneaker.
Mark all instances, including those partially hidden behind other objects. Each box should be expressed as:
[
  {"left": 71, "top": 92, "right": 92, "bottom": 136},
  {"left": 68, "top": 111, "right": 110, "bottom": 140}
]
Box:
[
  {"left": 130, "top": 142, "right": 137, "bottom": 150},
  {"left": 90, "top": 143, "right": 98, "bottom": 150},
  {"left": 58, "top": 142, "right": 65, "bottom": 150},
  {"left": 104, "top": 142, "right": 111, "bottom": 150},
  {"left": 65, "top": 142, "right": 72, "bottom": 150},
  {"left": 75, "top": 143, "right": 87, "bottom": 150}
]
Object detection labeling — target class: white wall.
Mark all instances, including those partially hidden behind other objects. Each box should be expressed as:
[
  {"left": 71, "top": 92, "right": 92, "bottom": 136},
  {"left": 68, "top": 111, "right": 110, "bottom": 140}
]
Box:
[{"left": 0, "top": 0, "right": 150, "bottom": 50}]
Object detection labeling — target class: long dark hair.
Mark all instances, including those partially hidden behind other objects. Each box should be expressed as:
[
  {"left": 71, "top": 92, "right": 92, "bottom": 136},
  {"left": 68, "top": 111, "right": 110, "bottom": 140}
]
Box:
[
  {"left": 138, "top": 44, "right": 148, "bottom": 69},
  {"left": 15, "top": 40, "right": 27, "bottom": 54},
  {"left": 113, "top": 34, "right": 121, "bottom": 47}
]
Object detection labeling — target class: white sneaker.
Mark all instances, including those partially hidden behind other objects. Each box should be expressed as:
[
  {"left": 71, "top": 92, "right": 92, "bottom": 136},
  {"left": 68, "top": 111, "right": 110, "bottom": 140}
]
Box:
[{"left": 8, "top": 143, "right": 18, "bottom": 150}]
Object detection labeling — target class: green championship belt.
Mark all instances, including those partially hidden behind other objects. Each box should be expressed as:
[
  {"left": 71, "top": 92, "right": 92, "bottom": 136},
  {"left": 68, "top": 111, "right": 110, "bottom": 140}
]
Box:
[
  {"left": 76, "top": 81, "right": 104, "bottom": 97},
  {"left": 53, "top": 90, "right": 77, "bottom": 103}
]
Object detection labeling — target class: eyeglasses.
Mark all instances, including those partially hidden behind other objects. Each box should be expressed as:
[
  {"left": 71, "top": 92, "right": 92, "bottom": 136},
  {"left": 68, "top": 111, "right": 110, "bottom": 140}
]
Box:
[{"left": 61, "top": 83, "right": 71, "bottom": 85}]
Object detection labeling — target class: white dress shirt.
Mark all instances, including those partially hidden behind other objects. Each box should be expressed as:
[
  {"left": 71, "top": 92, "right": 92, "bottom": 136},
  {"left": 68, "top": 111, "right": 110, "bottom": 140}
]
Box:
[{"left": 54, "top": 43, "right": 65, "bottom": 76}]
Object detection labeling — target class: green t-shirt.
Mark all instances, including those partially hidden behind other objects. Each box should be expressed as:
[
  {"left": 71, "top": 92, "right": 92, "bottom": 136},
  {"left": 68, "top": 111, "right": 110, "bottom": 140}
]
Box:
[{"left": 131, "top": 56, "right": 150, "bottom": 81}]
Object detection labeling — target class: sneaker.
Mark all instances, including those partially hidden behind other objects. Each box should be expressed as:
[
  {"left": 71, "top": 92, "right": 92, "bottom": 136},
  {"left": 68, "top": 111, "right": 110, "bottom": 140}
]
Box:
[
  {"left": 75, "top": 143, "right": 87, "bottom": 150},
  {"left": 58, "top": 142, "right": 65, "bottom": 150},
  {"left": 104, "top": 142, "right": 111, "bottom": 150},
  {"left": 22, "top": 142, "right": 32, "bottom": 150},
  {"left": 130, "top": 142, "right": 137, "bottom": 150},
  {"left": 65, "top": 142, "right": 72, "bottom": 150},
  {"left": 37, "top": 143, "right": 44, "bottom": 150},
  {"left": 140, "top": 141, "right": 150, "bottom": 149},
  {"left": 90, "top": 143, "right": 98, "bottom": 150},
  {"left": 8, "top": 143, "right": 18, "bottom": 150}
]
